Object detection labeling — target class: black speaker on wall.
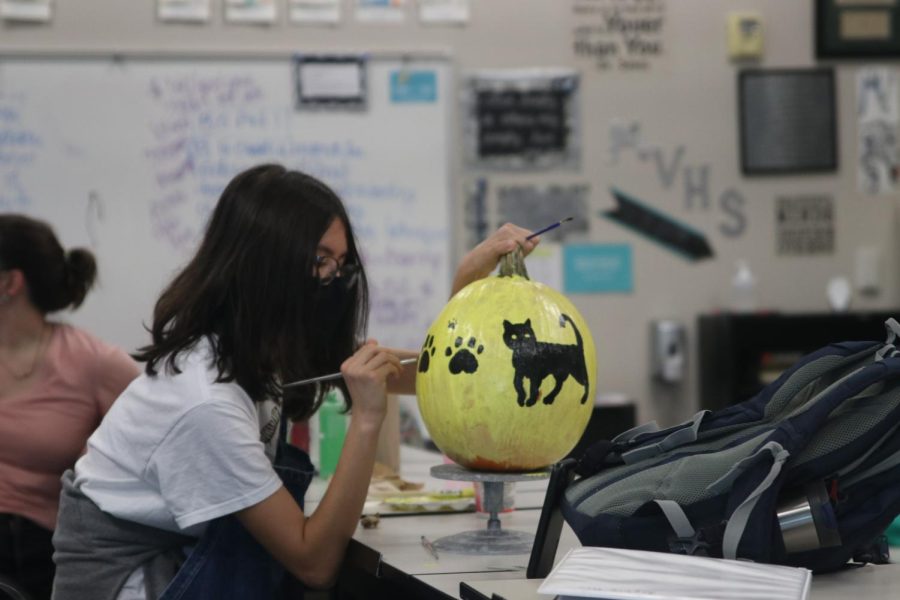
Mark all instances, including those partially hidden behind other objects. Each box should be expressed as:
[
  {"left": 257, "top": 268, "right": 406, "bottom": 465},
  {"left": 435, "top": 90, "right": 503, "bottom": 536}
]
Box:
[{"left": 738, "top": 68, "right": 838, "bottom": 176}]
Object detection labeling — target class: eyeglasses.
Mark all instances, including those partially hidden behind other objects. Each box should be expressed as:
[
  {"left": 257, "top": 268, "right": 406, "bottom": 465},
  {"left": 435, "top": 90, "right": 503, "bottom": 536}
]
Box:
[{"left": 315, "top": 256, "right": 360, "bottom": 287}]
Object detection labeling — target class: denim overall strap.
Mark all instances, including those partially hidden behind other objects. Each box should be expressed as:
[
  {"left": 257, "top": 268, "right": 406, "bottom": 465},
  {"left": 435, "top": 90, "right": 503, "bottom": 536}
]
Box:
[{"left": 159, "top": 415, "right": 315, "bottom": 600}]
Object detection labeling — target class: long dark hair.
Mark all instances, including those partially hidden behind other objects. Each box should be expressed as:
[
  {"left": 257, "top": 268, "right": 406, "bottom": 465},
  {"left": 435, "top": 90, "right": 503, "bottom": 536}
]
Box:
[
  {"left": 0, "top": 214, "right": 97, "bottom": 313},
  {"left": 134, "top": 164, "right": 369, "bottom": 420}
]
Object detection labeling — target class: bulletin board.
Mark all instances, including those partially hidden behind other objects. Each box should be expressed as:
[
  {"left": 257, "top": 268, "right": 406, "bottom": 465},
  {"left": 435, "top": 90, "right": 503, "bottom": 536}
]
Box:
[{"left": 0, "top": 55, "right": 452, "bottom": 352}]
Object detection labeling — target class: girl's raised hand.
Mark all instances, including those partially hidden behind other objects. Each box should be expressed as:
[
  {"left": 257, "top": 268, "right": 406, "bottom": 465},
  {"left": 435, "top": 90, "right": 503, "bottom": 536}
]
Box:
[{"left": 450, "top": 223, "right": 538, "bottom": 296}]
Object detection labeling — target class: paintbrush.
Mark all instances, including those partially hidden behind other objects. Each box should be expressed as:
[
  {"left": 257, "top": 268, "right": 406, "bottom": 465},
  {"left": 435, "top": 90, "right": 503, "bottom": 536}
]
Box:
[
  {"left": 525, "top": 216, "right": 574, "bottom": 240},
  {"left": 282, "top": 357, "right": 418, "bottom": 389},
  {"left": 420, "top": 535, "right": 439, "bottom": 560}
]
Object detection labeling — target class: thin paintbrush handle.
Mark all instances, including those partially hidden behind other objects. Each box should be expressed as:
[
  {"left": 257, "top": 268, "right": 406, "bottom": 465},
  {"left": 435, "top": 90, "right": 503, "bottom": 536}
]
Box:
[
  {"left": 282, "top": 356, "right": 418, "bottom": 389},
  {"left": 525, "top": 217, "right": 574, "bottom": 240}
]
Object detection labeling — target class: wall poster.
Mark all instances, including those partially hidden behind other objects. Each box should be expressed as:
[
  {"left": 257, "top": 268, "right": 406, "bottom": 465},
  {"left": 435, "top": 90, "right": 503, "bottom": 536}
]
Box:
[
  {"left": 572, "top": 0, "right": 667, "bottom": 73},
  {"left": 775, "top": 195, "right": 835, "bottom": 256},
  {"left": 857, "top": 66, "right": 899, "bottom": 195},
  {"left": 462, "top": 69, "right": 580, "bottom": 171}
]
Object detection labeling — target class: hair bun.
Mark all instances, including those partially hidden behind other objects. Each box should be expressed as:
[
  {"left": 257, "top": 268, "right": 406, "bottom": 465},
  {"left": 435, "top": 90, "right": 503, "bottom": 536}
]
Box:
[{"left": 65, "top": 248, "right": 97, "bottom": 308}]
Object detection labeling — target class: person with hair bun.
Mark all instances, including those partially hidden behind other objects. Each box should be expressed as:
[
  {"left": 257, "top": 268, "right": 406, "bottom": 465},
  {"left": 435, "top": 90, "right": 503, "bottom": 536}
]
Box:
[{"left": 0, "top": 214, "right": 140, "bottom": 600}]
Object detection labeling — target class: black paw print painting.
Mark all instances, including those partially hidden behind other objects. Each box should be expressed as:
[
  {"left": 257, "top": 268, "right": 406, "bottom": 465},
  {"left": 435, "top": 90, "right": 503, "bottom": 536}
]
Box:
[
  {"left": 418, "top": 335, "right": 436, "bottom": 373},
  {"left": 445, "top": 336, "right": 484, "bottom": 375}
]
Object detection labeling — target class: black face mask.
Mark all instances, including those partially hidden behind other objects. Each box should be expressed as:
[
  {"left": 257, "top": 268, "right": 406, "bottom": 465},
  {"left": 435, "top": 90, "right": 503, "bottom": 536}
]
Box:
[{"left": 309, "top": 277, "right": 354, "bottom": 341}]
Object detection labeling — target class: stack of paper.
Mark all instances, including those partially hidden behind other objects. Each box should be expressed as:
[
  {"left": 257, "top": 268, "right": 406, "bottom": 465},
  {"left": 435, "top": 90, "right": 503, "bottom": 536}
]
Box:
[{"left": 538, "top": 547, "right": 811, "bottom": 600}]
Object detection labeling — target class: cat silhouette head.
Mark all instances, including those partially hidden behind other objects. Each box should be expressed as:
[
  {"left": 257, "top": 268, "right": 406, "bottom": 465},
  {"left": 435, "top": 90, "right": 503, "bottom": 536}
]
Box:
[{"left": 502, "top": 319, "right": 536, "bottom": 350}]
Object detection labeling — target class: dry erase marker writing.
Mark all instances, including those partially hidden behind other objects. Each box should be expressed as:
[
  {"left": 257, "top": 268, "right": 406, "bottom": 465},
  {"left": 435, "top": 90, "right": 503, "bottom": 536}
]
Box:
[
  {"left": 525, "top": 216, "right": 574, "bottom": 240},
  {"left": 283, "top": 357, "right": 417, "bottom": 389},
  {"left": 420, "top": 535, "right": 439, "bottom": 560}
]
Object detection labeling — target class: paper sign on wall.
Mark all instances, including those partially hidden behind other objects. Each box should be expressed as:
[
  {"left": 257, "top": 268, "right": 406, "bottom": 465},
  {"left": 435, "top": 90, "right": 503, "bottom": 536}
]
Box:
[
  {"left": 572, "top": 0, "right": 667, "bottom": 73},
  {"left": 225, "top": 0, "right": 277, "bottom": 23},
  {"left": 463, "top": 69, "right": 581, "bottom": 171},
  {"left": 158, "top": 0, "right": 210, "bottom": 22},
  {"left": 294, "top": 56, "right": 367, "bottom": 108},
  {"left": 1, "top": 0, "right": 52, "bottom": 21},
  {"left": 290, "top": 0, "right": 340, "bottom": 24},
  {"left": 419, "top": 0, "right": 469, "bottom": 24},
  {"left": 526, "top": 242, "right": 563, "bottom": 291},
  {"left": 356, "top": 0, "right": 406, "bottom": 22},
  {"left": 390, "top": 70, "right": 437, "bottom": 103},
  {"left": 564, "top": 244, "right": 633, "bottom": 294},
  {"left": 857, "top": 67, "right": 899, "bottom": 195},
  {"left": 775, "top": 195, "right": 835, "bottom": 256}
]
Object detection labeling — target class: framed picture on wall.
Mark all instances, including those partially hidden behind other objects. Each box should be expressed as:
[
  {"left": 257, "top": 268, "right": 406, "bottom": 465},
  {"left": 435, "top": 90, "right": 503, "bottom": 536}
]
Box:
[
  {"left": 816, "top": 0, "right": 900, "bottom": 58},
  {"left": 738, "top": 68, "right": 838, "bottom": 175},
  {"left": 294, "top": 55, "right": 368, "bottom": 109}
]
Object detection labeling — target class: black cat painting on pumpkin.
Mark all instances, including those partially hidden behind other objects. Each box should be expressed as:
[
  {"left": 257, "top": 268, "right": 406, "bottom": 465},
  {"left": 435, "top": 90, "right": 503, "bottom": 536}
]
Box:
[{"left": 502, "top": 313, "right": 589, "bottom": 407}]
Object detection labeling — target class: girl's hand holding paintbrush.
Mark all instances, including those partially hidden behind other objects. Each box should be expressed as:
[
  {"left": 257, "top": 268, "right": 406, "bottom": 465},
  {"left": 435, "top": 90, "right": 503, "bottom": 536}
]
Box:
[
  {"left": 339, "top": 340, "right": 403, "bottom": 428},
  {"left": 282, "top": 351, "right": 416, "bottom": 389}
]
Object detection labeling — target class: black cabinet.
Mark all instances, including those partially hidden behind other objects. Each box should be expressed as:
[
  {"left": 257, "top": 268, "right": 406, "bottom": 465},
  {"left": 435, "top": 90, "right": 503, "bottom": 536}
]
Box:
[{"left": 698, "top": 311, "right": 900, "bottom": 411}]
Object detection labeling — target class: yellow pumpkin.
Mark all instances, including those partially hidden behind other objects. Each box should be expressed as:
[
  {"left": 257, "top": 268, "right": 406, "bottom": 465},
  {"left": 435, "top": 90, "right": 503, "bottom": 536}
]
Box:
[{"left": 415, "top": 249, "right": 596, "bottom": 471}]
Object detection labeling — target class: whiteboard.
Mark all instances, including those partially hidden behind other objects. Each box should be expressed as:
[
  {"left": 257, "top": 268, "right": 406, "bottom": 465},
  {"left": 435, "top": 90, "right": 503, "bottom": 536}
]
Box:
[{"left": 0, "top": 56, "right": 451, "bottom": 353}]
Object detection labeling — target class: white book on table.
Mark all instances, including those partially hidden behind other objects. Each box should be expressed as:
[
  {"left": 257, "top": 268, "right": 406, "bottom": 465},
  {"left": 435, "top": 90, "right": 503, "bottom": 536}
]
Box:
[{"left": 538, "top": 547, "right": 811, "bottom": 600}]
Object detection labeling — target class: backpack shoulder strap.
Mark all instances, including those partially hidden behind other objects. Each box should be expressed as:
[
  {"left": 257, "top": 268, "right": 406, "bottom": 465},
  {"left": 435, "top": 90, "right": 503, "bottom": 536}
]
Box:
[{"left": 876, "top": 318, "right": 900, "bottom": 360}]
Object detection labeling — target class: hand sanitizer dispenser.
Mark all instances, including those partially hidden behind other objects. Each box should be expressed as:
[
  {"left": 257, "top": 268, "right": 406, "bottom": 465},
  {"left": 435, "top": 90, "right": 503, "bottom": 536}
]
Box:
[{"left": 651, "top": 320, "right": 686, "bottom": 383}]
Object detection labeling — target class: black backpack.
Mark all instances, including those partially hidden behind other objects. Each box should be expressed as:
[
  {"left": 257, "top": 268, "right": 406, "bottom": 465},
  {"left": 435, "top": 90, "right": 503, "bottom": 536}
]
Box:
[{"left": 560, "top": 319, "right": 900, "bottom": 573}]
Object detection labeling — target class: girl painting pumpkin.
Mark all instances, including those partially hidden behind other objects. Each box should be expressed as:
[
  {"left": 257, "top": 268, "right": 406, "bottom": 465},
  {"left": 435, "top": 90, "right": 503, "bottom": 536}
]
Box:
[{"left": 51, "top": 164, "right": 537, "bottom": 599}]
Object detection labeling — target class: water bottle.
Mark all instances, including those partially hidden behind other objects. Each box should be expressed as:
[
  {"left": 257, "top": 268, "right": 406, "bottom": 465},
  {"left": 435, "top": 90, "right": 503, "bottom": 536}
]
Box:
[
  {"left": 731, "top": 259, "right": 757, "bottom": 313},
  {"left": 318, "top": 389, "right": 347, "bottom": 479}
]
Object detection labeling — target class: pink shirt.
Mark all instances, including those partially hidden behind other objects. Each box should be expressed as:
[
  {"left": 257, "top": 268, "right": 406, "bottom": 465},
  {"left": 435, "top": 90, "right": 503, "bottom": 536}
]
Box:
[{"left": 0, "top": 323, "right": 139, "bottom": 529}]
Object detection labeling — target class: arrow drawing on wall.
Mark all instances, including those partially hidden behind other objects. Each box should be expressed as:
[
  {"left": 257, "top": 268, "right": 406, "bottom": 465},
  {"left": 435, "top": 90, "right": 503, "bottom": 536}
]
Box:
[{"left": 602, "top": 187, "right": 714, "bottom": 261}]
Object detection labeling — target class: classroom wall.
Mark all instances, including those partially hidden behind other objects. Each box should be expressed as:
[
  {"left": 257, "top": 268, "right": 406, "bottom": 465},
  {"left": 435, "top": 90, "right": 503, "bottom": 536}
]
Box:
[{"left": 3, "top": 0, "right": 898, "bottom": 426}]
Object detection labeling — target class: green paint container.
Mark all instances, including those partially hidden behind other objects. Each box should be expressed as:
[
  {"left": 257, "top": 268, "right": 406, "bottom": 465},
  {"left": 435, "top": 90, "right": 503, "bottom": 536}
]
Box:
[{"left": 318, "top": 390, "right": 347, "bottom": 479}]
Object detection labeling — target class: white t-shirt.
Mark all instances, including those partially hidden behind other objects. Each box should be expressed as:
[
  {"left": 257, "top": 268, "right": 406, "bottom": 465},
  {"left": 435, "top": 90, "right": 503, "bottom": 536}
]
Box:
[{"left": 74, "top": 339, "right": 283, "bottom": 536}]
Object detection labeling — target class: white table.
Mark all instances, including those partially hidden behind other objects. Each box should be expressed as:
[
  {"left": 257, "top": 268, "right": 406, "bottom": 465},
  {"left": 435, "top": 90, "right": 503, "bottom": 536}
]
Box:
[
  {"left": 322, "top": 446, "right": 900, "bottom": 600},
  {"left": 334, "top": 507, "right": 578, "bottom": 599},
  {"left": 317, "top": 445, "right": 561, "bottom": 598},
  {"left": 348, "top": 507, "right": 578, "bottom": 576},
  {"left": 456, "top": 562, "right": 900, "bottom": 599}
]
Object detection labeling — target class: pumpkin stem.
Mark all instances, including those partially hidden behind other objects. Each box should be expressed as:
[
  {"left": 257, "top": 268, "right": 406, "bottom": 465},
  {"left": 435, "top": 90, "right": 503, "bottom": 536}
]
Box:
[{"left": 498, "top": 245, "right": 530, "bottom": 280}]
